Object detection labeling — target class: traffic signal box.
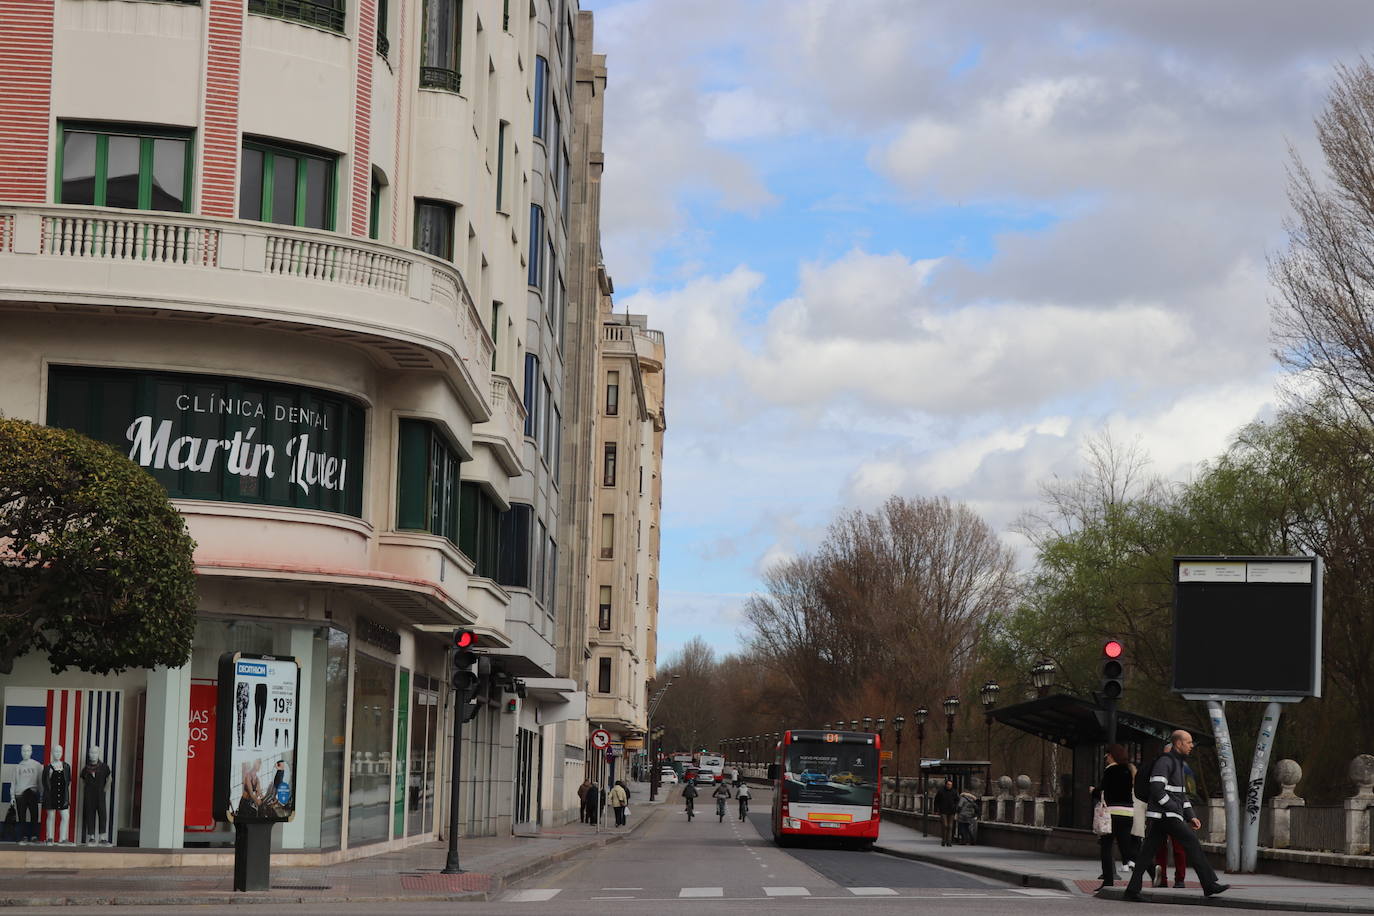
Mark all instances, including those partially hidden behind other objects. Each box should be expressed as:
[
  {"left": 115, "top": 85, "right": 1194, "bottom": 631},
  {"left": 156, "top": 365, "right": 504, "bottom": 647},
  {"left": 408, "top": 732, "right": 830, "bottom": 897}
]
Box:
[
  {"left": 1100, "top": 639, "right": 1125, "bottom": 700},
  {"left": 451, "top": 629, "right": 481, "bottom": 723}
]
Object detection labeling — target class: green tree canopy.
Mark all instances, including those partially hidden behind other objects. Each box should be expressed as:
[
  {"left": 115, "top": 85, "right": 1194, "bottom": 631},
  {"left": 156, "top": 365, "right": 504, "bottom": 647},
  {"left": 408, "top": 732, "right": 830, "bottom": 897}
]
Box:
[{"left": 0, "top": 417, "right": 198, "bottom": 675}]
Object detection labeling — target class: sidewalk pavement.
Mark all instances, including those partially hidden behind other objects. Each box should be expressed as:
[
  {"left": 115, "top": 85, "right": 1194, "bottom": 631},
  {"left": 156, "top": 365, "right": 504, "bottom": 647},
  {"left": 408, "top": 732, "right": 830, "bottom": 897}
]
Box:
[
  {"left": 0, "top": 779, "right": 665, "bottom": 908},
  {"left": 875, "top": 820, "right": 1374, "bottom": 913}
]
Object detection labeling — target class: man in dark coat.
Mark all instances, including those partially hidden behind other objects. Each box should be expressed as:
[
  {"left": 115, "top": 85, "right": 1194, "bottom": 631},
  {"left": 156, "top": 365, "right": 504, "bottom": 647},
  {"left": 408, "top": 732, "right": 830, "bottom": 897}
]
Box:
[{"left": 933, "top": 779, "right": 961, "bottom": 847}]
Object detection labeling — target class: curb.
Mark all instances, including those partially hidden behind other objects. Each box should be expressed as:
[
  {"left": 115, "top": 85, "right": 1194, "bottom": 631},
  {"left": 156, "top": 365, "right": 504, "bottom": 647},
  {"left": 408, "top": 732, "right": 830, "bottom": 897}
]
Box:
[
  {"left": 0, "top": 808, "right": 664, "bottom": 908},
  {"left": 871, "top": 844, "right": 1078, "bottom": 894},
  {"left": 1094, "top": 886, "right": 1374, "bottom": 914}
]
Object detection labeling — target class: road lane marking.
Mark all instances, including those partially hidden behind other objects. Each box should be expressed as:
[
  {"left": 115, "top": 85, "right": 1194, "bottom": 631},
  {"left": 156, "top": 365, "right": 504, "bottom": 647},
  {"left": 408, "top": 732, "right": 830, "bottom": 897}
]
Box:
[
  {"left": 1010, "top": 889, "right": 1069, "bottom": 896},
  {"left": 601, "top": 887, "right": 643, "bottom": 891},
  {"left": 679, "top": 887, "right": 724, "bottom": 897},
  {"left": 503, "top": 889, "right": 561, "bottom": 902},
  {"left": 848, "top": 887, "right": 898, "bottom": 896},
  {"left": 591, "top": 896, "right": 637, "bottom": 900},
  {"left": 764, "top": 887, "right": 811, "bottom": 896}
]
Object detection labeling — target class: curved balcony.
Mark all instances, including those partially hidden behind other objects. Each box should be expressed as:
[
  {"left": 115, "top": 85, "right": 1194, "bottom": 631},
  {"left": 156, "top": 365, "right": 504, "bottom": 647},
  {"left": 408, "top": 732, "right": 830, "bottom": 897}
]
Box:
[
  {"left": 0, "top": 205, "right": 495, "bottom": 420},
  {"left": 472, "top": 374, "right": 527, "bottom": 478}
]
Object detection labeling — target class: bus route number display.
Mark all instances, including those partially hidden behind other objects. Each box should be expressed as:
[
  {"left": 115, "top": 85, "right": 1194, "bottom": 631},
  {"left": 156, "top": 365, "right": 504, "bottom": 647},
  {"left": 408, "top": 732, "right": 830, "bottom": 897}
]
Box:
[{"left": 214, "top": 653, "right": 301, "bottom": 823}]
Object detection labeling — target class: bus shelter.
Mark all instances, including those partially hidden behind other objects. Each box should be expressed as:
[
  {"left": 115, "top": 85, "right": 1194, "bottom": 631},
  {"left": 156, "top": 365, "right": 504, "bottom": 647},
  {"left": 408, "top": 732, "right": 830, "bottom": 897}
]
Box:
[{"left": 988, "top": 693, "right": 1213, "bottom": 830}]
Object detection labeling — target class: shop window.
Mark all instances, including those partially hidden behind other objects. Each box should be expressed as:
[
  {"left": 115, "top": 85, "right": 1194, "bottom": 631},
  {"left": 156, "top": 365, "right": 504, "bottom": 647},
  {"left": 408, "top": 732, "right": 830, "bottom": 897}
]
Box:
[
  {"left": 597, "top": 657, "right": 611, "bottom": 694},
  {"left": 348, "top": 651, "right": 395, "bottom": 847},
  {"left": 56, "top": 122, "right": 192, "bottom": 212},
  {"left": 598, "top": 585, "right": 611, "bottom": 630},
  {"left": 413, "top": 199, "right": 455, "bottom": 259},
  {"left": 239, "top": 138, "right": 335, "bottom": 230},
  {"left": 420, "top": 0, "right": 462, "bottom": 92},
  {"left": 406, "top": 674, "right": 440, "bottom": 837},
  {"left": 396, "top": 419, "right": 461, "bottom": 544}
]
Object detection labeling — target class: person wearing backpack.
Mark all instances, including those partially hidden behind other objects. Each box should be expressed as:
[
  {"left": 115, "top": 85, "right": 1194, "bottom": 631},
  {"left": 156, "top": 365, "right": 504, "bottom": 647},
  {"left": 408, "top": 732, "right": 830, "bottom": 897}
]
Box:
[{"left": 1121, "top": 731, "right": 1230, "bottom": 902}]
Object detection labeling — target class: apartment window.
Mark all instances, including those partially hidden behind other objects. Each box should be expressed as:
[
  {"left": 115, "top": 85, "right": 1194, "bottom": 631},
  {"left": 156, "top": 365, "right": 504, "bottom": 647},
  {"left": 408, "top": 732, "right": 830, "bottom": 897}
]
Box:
[
  {"left": 57, "top": 123, "right": 191, "bottom": 212},
  {"left": 560, "top": 146, "right": 571, "bottom": 226},
  {"left": 490, "top": 301, "right": 501, "bottom": 370},
  {"left": 459, "top": 481, "right": 502, "bottom": 578},
  {"left": 550, "top": 104, "right": 562, "bottom": 191},
  {"left": 527, "top": 204, "right": 543, "bottom": 288},
  {"left": 369, "top": 175, "right": 382, "bottom": 240},
  {"left": 413, "top": 199, "right": 455, "bottom": 259},
  {"left": 497, "top": 503, "right": 532, "bottom": 588},
  {"left": 502, "top": 0, "right": 509, "bottom": 30},
  {"left": 376, "top": 0, "right": 390, "bottom": 57},
  {"left": 598, "top": 586, "right": 612, "bottom": 630},
  {"left": 602, "top": 442, "right": 616, "bottom": 487},
  {"left": 600, "top": 514, "right": 613, "bottom": 559},
  {"left": 248, "top": 0, "right": 345, "bottom": 33},
  {"left": 420, "top": 0, "right": 462, "bottom": 92},
  {"left": 545, "top": 236, "right": 556, "bottom": 303},
  {"left": 556, "top": 276, "right": 567, "bottom": 352},
  {"left": 495, "top": 121, "right": 508, "bottom": 211},
  {"left": 547, "top": 538, "right": 557, "bottom": 611},
  {"left": 533, "top": 56, "right": 548, "bottom": 140},
  {"left": 606, "top": 371, "right": 619, "bottom": 416},
  {"left": 552, "top": 405, "right": 562, "bottom": 486},
  {"left": 534, "top": 519, "right": 547, "bottom": 602},
  {"left": 638, "top": 465, "right": 644, "bottom": 495},
  {"left": 396, "top": 419, "right": 461, "bottom": 543},
  {"left": 541, "top": 378, "right": 553, "bottom": 465},
  {"left": 523, "top": 353, "right": 539, "bottom": 436},
  {"left": 239, "top": 139, "right": 335, "bottom": 229},
  {"left": 597, "top": 657, "right": 611, "bottom": 694}
]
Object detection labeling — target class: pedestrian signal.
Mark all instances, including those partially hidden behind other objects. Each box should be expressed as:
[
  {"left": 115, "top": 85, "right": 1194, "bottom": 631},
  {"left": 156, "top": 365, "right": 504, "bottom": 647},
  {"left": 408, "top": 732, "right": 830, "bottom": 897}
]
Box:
[{"left": 1100, "top": 639, "right": 1125, "bottom": 700}]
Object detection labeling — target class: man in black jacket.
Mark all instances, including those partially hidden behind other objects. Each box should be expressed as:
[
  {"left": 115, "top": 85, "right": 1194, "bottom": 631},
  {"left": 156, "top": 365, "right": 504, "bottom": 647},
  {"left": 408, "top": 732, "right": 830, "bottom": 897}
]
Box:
[
  {"left": 933, "top": 779, "right": 961, "bottom": 847},
  {"left": 1121, "top": 731, "right": 1229, "bottom": 901}
]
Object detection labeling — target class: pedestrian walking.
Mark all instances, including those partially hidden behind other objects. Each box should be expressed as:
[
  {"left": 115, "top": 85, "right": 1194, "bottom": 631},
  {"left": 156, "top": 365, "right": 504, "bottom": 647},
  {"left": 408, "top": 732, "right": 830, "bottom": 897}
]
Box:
[
  {"left": 577, "top": 779, "right": 591, "bottom": 823},
  {"left": 584, "top": 782, "right": 601, "bottom": 826},
  {"left": 933, "top": 779, "right": 960, "bottom": 847},
  {"left": 1153, "top": 755, "right": 1195, "bottom": 887},
  {"left": 1121, "top": 731, "right": 1229, "bottom": 902},
  {"left": 608, "top": 780, "right": 629, "bottom": 827},
  {"left": 956, "top": 786, "right": 979, "bottom": 845},
  {"left": 1090, "top": 744, "right": 1138, "bottom": 889}
]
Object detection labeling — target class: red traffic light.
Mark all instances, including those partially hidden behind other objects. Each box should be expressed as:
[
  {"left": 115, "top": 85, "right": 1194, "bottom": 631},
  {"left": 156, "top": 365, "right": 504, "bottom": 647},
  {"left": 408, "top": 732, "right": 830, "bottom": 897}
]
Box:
[
  {"left": 454, "top": 629, "right": 477, "bottom": 649},
  {"left": 1103, "top": 639, "right": 1123, "bottom": 659}
]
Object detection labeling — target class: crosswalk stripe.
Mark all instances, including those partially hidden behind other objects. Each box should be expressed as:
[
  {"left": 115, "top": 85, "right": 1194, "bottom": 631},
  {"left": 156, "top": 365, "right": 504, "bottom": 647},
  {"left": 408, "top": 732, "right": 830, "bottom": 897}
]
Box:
[
  {"left": 848, "top": 887, "right": 898, "bottom": 896},
  {"left": 764, "top": 887, "right": 810, "bottom": 896},
  {"left": 679, "top": 887, "right": 724, "bottom": 897},
  {"left": 504, "top": 889, "right": 561, "bottom": 902}
]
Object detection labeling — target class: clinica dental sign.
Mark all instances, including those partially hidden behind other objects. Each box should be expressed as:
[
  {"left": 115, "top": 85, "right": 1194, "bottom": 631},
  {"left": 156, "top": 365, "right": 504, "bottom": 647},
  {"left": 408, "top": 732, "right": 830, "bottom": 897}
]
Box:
[{"left": 47, "top": 366, "right": 366, "bottom": 517}]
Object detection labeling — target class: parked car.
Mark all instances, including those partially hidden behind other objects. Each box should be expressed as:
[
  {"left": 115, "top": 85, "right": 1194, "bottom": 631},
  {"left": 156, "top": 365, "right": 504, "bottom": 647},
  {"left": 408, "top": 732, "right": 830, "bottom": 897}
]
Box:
[{"left": 659, "top": 768, "right": 678, "bottom": 785}]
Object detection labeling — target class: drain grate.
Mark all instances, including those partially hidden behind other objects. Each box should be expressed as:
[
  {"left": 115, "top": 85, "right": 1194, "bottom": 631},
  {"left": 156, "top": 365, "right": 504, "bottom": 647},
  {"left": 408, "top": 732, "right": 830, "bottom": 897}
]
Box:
[{"left": 271, "top": 884, "right": 331, "bottom": 891}]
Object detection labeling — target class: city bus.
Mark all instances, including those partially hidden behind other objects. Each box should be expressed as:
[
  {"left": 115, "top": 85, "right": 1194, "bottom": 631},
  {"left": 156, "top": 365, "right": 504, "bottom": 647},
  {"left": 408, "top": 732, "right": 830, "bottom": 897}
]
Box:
[{"left": 767, "top": 729, "right": 881, "bottom": 848}]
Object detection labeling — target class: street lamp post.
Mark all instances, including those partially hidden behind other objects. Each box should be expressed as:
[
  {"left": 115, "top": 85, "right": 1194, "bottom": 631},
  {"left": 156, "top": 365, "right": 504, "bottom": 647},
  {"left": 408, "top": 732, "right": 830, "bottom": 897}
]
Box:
[
  {"left": 979, "top": 681, "right": 999, "bottom": 795},
  {"left": 863, "top": 716, "right": 873, "bottom": 734},
  {"left": 850, "top": 719, "right": 859, "bottom": 732},
  {"left": 647, "top": 674, "right": 680, "bottom": 801},
  {"left": 1032, "top": 660, "right": 1056, "bottom": 797},
  {"left": 943, "top": 696, "right": 960, "bottom": 759},
  {"left": 915, "top": 706, "right": 929, "bottom": 835},
  {"left": 893, "top": 715, "right": 905, "bottom": 804}
]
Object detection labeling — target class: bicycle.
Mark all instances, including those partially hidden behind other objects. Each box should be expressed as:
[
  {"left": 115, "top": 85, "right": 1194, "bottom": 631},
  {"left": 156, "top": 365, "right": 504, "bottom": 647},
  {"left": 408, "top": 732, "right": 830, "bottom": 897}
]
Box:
[
  {"left": 717, "top": 797, "right": 727, "bottom": 822},
  {"left": 738, "top": 796, "right": 749, "bottom": 821},
  {"left": 685, "top": 796, "right": 694, "bottom": 821}
]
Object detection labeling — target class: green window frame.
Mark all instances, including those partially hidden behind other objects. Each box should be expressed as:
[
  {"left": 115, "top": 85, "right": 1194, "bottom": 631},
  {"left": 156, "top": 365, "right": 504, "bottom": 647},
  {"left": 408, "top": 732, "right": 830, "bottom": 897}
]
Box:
[
  {"left": 459, "top": 481, "right": 502, "bottom": 578},
  {"left": 370, "top": 175, "right": 382, "bottom": 240},
  {"left": 397, "top": 419, "right": 462, "bottom": 543},
  {"left": 239, "top": 138, "right": 337, "bottom": 230},
  {"left": 55, "top": 122, "right": 193, "bottom": 212}
]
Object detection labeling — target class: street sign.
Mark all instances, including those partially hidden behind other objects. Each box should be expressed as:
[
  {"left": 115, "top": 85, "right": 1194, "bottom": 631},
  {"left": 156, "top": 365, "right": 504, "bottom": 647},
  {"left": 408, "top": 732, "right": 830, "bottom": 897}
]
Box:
[
  {"left": 880, "top": 751, "right": 893, "bottom": 761},
  {"left": 591, "top": 729, "right": 611, "bottom": 750},
  {"left": 1173, "top": 556, "right": 1323, "bottom": 697}
]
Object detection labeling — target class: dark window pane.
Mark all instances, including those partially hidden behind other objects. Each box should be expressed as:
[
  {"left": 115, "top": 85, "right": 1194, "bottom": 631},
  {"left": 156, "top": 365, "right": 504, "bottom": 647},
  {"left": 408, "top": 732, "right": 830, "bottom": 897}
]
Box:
[
  {"left": 415, "top": 202, "right": 453, "bottom": 259},
  {"left": 272, "top": 154, "right": 299, "bottom": 226},
  {"left": 151, "top": 138, "right": 187, "bottom": 212},
  {"left": 304, "top": 157, "right": 329, "bottom": 228},
  {"left": 61, "top": 132, "right": 97, "bottom": 205},
  {"left": 105, "top": 135, "right": 140, "bottom": 209},
  {"left": 240, "top": 148, "right": 264, "bottom": 220}
]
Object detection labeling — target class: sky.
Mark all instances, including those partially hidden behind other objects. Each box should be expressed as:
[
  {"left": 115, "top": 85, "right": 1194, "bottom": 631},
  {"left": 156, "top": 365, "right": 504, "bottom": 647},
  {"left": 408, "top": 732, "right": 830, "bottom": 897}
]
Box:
[{"left": 577, "top": 0, "right": 1374, "bottom": 662}]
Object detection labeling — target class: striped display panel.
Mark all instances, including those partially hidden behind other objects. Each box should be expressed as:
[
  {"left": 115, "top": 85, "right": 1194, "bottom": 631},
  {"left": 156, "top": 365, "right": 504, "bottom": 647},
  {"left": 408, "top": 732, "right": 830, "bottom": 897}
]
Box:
[
  {"left": 81, "top": 690, "right": 121, "bottom": 844},
  {"left": 351, "top": 0, "right": 376, "bottom": 236},
  {"left": 0, "top": 0, "right": 55, "bottom": 203},
  {"left": 202, "top": 0, "right": 245, "bottom": 217}
]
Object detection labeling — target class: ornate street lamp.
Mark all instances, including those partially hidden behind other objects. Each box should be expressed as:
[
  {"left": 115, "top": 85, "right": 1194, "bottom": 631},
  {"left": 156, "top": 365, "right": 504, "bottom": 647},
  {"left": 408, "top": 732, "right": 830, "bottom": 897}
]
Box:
[
  {"left": 875, "top": 716, "right": 886, "bottom": 739},
  {"left": 863, "top": 716, "right": 873, "bottom": 733},
  {"left": 850, "top": 719, "right": 859, "bottom": 732},
  {"left": 1031, "top": 660, "right": 1056, "bottom": 797},
  {"left": 915, "top": 705, "right": 929, "bottom": 835},
  {"left": 893, "top": 715, "right": 906, "bottom": 796},
  {"left": 980, "top": 680, "right": 999, "bottom": 793},
  {"left": 943, "top": 695, "right": 960, "bottom": 759}
]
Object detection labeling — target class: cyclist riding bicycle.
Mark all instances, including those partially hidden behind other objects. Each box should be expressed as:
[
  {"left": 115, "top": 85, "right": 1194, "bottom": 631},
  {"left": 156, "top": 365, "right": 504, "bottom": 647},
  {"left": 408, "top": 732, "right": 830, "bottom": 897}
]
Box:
[
  {"left": 712, "top": 781, "right": 732, "bottom": 821},
  {"left": 682, "top": 780, "right": 699, "bottom": 820},
  {"left": 736, "top": 782, "right": 751, "bottom": 820}
]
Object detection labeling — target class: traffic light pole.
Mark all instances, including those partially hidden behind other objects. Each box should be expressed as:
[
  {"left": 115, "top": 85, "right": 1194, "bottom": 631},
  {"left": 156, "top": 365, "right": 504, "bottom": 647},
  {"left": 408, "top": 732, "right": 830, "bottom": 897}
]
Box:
[
  {"left": 442, "top": 685, "right": 465, "bottom": 874},
  {"left": 1104, "top": 697, "right": 1118, "bottom": 746}
]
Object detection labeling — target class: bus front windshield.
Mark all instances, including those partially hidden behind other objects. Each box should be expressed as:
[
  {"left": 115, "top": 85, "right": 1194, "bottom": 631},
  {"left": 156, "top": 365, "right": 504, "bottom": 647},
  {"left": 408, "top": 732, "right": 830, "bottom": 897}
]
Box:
[{"left": 783, "top": 741, "right": 878, "bottom": 807}]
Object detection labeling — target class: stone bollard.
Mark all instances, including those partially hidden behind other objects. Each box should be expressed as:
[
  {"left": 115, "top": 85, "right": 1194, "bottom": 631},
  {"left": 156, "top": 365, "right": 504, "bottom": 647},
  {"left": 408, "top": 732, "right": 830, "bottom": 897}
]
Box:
[
  {"left": 1013, "top": 775, "right": 1032, "bottom": 824},
  {"left": 1204, "top": 797, "right": 1228, "bottom": 845},
  {"left": 997, "top": 775, "right": 1014, "bottom": 822},
  {"left": 1269, "top": 759, "right": 1305, "bottom": 848},
  {"left": 1345, "top": 755, "right": 1374, "bottom": 856}
]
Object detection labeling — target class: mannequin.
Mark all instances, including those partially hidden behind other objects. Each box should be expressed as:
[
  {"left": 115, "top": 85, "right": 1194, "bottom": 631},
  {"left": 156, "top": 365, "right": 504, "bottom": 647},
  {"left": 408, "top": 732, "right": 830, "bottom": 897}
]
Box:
[
  {"left": 42, "top": 744, "right": 72, "bottom": 844},
  {"left": 13, "top": 744, "right": 41, "bottom": 844},
  {"left": 80, "top": 745, "right": 112, "bottom": 845}
]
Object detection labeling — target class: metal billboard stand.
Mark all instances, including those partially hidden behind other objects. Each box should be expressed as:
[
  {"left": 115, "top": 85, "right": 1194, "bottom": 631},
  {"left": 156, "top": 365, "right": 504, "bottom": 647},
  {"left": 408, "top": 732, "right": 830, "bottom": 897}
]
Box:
[{"left": 1174, "top": 557, "right": 1322, "bottom": 875}]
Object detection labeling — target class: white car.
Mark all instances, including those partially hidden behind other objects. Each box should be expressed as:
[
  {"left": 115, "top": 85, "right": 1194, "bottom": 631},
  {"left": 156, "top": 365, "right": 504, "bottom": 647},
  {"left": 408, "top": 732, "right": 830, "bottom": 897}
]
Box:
[{"left": 659, "top": 768, "right": 678, "bottom": 785}]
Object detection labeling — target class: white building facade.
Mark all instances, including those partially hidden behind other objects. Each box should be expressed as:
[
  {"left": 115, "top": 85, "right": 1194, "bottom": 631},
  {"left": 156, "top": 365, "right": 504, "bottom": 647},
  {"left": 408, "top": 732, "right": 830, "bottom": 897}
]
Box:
[{"left": 0, "top": 0, "right": 594, "bottom": 861}]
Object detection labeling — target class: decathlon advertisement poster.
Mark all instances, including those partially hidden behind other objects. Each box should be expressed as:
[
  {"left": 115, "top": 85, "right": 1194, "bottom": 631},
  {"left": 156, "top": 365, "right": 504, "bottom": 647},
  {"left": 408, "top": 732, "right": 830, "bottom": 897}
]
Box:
[{"left": 214, "top": 653, "right": 300, "bottom": 823}]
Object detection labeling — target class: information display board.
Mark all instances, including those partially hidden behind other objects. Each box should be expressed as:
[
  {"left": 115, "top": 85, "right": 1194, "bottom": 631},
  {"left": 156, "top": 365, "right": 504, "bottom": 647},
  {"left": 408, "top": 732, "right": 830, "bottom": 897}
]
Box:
[
  {"left": 214, "top": 653, "right": 300, "bottom": 823},
  {"left": 1172, "top": 556, "right": 1323, "bottom": 698}
]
